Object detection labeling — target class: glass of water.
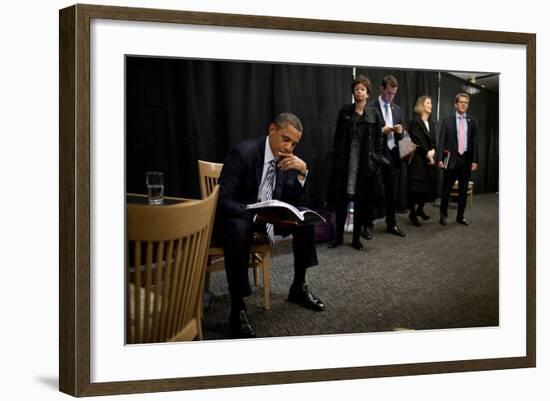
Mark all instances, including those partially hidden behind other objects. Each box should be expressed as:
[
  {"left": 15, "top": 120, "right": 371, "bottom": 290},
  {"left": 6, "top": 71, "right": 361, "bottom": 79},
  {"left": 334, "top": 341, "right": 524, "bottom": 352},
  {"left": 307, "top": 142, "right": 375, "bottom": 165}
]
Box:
[{"left": 146, "top": 171, "right": 164, "bottom": 205}]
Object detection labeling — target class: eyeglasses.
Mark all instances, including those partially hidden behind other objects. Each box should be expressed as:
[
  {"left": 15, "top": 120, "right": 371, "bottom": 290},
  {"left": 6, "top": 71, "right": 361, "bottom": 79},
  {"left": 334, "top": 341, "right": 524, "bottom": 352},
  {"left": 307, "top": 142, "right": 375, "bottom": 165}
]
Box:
[{"left": 457, "top": 101, "right": 469, "bottom": 104}]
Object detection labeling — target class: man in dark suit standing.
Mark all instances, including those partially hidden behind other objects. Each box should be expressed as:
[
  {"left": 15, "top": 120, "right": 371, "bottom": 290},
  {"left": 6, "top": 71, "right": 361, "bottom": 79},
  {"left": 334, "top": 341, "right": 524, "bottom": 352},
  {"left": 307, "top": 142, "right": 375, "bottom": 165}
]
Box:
[
  {"left": 437, "top": 93, "right": 479, "bottom": 226},
  {"left": 363, "top": 75, "right": 406, "bottom": 239},
  {"left": 217, "top": 113, "right": 325, "bottom": 339}
]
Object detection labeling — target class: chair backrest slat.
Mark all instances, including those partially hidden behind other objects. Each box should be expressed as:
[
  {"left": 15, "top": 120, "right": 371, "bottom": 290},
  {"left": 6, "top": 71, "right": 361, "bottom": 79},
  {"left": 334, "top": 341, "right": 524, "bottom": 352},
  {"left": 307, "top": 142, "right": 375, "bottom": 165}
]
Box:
[
  {"left": 198, "top": 160, "right": 223, "bottom": 199},
  {"left": 127, "top": 186, "right": 219, "bottom": 344},
  {"left": 151, "top": 240, "right": 165, "bottom": 342},
  {"left": 167, "top": 237, "right": 184, "bottom": 338},
  {"left": 143, "top": 241, "right": 153, "bottom": 338},
  {"left": 134, "top": 241, "right": 142, "bottom": 344}
]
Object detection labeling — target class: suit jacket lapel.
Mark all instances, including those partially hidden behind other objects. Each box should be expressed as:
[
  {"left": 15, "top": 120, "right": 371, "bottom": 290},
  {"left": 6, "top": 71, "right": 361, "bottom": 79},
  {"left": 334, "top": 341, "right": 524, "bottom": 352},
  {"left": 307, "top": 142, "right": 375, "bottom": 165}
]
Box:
[
  {"left": 254, "top": 138, "right": 265, "bottom": 190},
  {"left": 450, "top": 117, "right": 458, "bottom": 150},
  {"left": 466, "top": 116, "right": 473, "bottom": 149},
  {"left": 429, "top": 120, "right": 437, "bottom": 146},
  {"left": 391, "top": 104, "right": 399, "bottom": 124},
  {"left": 421, "top": 118, "right": 432, "bottom": 141},
  {"left": 373, "top": 101, "right": 384, "bottom": 123},
  {"left": 273, "top": 168, "right": 284, "bottom": 200}
]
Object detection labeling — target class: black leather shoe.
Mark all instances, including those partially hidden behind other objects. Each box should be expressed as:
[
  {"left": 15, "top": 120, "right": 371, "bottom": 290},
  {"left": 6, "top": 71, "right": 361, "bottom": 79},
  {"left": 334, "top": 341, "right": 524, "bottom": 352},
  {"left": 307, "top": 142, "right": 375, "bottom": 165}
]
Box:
[
  {"left": 360, "top": 226, "right": 373, "bottom": 240},
  {"left": 456, "top": 218, "right": 470, "bottom": 226},
  {"left": 416, "top": 210, "right": 431, "bottom": 220},
  {"left": 328, "top": 239, "right": 343, "bottom": 248},
  {"left": 288, "top": 284, "right": 325, "bottom": 311},
  {"left": 408, "top": 213, "right": 421, "bottom": 227},
  {"left": 386, "top": 225, "right": 406, "bottom": 237},
  {"left": 351, "top": 240, "right": 364, "bottom": 251},
  {"left": 229, "top": 309, "right": 256, "bottom": 339},
  {"left": 439, "top": 216, "right": 447, "bottom": 226}
]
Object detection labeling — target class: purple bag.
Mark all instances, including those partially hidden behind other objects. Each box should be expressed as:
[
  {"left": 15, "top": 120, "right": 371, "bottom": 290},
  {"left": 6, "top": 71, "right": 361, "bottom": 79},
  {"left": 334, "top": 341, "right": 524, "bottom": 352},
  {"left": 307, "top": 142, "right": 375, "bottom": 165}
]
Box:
[{"left": 313, "top": 208, "right": 336, "bottom": 243}]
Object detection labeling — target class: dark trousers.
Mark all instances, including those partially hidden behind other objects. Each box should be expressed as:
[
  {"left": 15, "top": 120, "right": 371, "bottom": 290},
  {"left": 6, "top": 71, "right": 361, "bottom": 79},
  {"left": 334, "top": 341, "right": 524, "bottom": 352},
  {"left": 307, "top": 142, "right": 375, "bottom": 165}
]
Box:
[
  {"left": 380, "top": 148, "right": 400, "bottom": 227},
  {"left": 221, "top": 216, "right": 318, "bottom": 299},
  {"left": 440, "top": 157, "right": 472, "bottom": 221},
  {"left": 335, "top": 196, "right": 363, "bottom": 243},
  {"left": 408, "top": 197, "right": 425, "bottom": 215}
]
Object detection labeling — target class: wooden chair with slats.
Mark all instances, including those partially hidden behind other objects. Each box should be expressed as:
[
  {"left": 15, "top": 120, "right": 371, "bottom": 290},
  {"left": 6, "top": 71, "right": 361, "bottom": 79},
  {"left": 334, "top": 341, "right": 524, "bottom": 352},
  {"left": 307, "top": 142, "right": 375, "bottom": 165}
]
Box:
[
  {"left": 198, "top": 160, "right": 272, "bottom": 310},
  {"left": 126, "top": 186, "right": 219, "bottom": 344},
  {"left": 451, "top": 180, "right": 474, "bottom": 207}
]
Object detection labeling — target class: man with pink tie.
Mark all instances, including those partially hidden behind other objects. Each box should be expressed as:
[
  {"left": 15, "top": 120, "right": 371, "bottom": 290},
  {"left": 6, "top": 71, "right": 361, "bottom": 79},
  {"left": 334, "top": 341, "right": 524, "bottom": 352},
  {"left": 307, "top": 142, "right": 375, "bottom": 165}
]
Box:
[{"left": 437, "top": 93, "right": 479, "bottom": 226}]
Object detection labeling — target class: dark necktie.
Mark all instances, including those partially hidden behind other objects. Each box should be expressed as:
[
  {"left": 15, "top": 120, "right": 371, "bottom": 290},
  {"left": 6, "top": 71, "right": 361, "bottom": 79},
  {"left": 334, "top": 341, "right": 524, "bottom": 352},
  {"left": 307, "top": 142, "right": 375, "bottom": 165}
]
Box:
[{"left": 260, "top": 159, "right": 276, "bottom": 244}]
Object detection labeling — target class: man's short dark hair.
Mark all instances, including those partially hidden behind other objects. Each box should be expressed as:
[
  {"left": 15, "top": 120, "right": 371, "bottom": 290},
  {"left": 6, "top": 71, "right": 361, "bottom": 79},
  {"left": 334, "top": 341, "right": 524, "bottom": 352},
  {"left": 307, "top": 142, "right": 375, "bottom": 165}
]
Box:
[
  {"left": 381, "top": 75, "right": 399, "bottom": 89},
  {"left": 274, "top": 113, "right": 303, "bottom": 133}
]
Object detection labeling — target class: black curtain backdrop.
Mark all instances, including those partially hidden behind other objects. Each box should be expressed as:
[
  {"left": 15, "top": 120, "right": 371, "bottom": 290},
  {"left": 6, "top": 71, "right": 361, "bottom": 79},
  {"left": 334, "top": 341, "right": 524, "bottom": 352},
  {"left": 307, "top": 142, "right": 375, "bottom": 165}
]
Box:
[
  {"left": 126, "top": 58, "right": 274, "bottom": 201},
  {"left": 126, "top": 57, "right": 498, "bottom": 212},
  {"left": 126, "top": 57, "right": 351, "bottom": 207},
  {"left": 271, "top": 64, "right": 352, "bottom": 205}
]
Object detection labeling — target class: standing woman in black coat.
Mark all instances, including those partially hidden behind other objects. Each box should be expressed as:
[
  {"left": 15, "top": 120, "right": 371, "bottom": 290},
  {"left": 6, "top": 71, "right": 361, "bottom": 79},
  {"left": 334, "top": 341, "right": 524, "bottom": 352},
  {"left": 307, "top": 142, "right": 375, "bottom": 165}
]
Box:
[
  {"left": 407, "top": 95, "right": 437, "bottom": 226},
  {"left": 327, "top": 75, "right": 384, "bottom": 251}
]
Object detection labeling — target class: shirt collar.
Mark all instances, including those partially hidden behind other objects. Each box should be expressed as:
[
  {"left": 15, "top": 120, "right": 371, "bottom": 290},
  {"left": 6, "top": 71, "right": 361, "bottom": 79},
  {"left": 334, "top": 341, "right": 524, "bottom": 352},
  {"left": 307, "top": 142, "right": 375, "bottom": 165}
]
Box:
[
  {"left": 378, "top": 96, "right": 391, "bottom": 108},
  {"left": 264, "top": 137, "right": 276, "bottom": 165},
  {"left": 456, "top": 111, "right": 467, "bottom": 119}
]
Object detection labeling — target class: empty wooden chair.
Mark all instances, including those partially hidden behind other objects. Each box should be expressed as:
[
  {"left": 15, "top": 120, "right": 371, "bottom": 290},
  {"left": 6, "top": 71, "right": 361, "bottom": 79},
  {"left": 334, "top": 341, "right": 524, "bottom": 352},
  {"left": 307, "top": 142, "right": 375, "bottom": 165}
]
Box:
[
  {"left": 451, "top": 180, "right": 474, "bottom": 207},
  {"left": 198, "top": 160, "right": 272, "bottom": 310},
  {"left": 126, "top": 186, "right": 219, "bottom": 344}
]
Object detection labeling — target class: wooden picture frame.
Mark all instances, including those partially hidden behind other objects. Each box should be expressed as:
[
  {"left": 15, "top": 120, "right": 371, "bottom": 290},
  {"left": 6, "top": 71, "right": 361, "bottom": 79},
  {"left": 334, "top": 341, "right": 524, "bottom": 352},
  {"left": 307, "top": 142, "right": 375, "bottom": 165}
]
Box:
[{"left": 59, "top": 3, "right": 536, "bottom": 397}]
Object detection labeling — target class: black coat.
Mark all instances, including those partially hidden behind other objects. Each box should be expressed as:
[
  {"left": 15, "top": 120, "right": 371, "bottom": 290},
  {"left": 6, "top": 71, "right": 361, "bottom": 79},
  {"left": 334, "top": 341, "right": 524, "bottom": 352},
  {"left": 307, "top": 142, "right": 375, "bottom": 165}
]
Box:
[
  {"left": 407, "top": 115, "right": 437, "bottom": 189},
  {"left": 327, "top": 104, "right": 384, "bottom": 207}
]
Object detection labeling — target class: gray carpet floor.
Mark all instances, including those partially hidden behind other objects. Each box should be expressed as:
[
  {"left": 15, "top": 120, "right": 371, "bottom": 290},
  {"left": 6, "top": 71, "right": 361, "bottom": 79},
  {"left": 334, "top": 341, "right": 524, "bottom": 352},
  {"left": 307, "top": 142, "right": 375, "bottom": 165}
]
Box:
[{"left": 202, "top": 193, "right": 499, "bottom": 340}]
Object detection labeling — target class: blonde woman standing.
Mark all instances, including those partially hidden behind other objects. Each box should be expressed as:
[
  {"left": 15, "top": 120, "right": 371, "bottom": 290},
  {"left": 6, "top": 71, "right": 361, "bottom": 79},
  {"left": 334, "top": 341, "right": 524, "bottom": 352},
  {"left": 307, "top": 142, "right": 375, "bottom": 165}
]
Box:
[{"left": 407, "top": 95, "right": 437, "bottom": 226}]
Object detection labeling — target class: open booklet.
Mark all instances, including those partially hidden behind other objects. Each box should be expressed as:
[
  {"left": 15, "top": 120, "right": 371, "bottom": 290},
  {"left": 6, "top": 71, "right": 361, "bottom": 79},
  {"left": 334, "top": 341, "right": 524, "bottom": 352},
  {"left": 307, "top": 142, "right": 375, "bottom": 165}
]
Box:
[{"left": 246, "top": 199, "right": 326, "bottom": 225}]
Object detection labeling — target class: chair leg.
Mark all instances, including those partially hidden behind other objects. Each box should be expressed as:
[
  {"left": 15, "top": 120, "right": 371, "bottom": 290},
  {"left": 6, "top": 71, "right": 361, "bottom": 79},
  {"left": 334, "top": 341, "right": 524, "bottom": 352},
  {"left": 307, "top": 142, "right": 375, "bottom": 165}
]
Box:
[
  {"left": 204, "top": 270, "right": 211, "bottom": 292},
  {"left": 251, "top": 253, "right": 261, "bottom": 287},
  {"left": 262, "top": 252, "right": 271, "bottom": 310},
  {"left": 196, "top": 303, "right": 203, "bottom": 340},
  {"left": 253, "top": 265, "right": 260, "bottom": 287}
]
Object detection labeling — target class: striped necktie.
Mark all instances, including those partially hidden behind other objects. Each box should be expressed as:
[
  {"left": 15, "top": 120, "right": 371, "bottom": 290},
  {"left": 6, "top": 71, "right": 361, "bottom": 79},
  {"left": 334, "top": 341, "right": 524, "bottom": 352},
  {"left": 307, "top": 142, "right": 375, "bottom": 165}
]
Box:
[
  {"left": 458, "top": 116, "right": 466, "bottom": 155},
  {"left": 385, "top": 103, "right": 395, "bottom": 149},
  {"left": 260, "top": 159, "right": 276, "bottom": 244}
]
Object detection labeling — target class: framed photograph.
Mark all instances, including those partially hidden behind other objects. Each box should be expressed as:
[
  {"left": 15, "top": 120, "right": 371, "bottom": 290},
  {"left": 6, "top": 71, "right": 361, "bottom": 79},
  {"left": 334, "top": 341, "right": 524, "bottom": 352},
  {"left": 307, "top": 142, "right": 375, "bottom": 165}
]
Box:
[{"left": 59, "top": 3, "right": 536, "bottom": 397}]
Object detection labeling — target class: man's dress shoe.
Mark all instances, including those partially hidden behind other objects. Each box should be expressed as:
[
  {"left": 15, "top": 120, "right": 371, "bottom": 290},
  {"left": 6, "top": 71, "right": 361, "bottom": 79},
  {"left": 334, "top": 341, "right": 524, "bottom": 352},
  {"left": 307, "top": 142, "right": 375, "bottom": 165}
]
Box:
[
  {"left": 456, "top": 218, "right": 470, "bottom": 226},
  {"left": 439, "top": 216, "right": 447, "bottom": 226},
  {"left": 288, "top": 284, "right": 326, "bottom": 311},
  {"left": 386, "top": 225, "right": 406, "bottom": 237},
  {"left": 360, "top": 226, "right": 373, "bottom": 240},
  {"left": 352, "top": 240, "right": 364, "bottom": 251},
  {"left": 327, "top": 239, "right": 343, "bottom": 248},
  {"left": 408, "top": 213, "right": 421, "bottom": 227},
  {"left": 229, "top": 309, "right": 256, "bottom": 339},
  {"left": 416, "top": 210, "right": 431, "bottom": 220}
]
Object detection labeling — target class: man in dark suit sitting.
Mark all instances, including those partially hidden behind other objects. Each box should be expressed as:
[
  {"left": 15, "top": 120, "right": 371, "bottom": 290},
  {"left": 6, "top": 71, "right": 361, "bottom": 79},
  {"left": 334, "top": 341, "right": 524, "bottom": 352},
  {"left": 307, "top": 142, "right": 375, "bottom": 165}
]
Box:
[
  {"left": 437, "top": 93, "right": 479, "bottom": 226},
  {"left": 217, "top": 113, "right": 325, "bottom": 339}
]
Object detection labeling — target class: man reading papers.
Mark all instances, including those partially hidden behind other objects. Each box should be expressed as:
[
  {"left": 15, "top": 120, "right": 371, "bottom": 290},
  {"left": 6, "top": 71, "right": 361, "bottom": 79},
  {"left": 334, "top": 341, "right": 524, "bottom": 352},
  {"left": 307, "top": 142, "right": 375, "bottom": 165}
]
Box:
[
  {"left": 246, "top": 199, "right": 325, "bottom": 225},
  {"left": 217, "top": 113, "right": 326, "bottom": 339}
]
